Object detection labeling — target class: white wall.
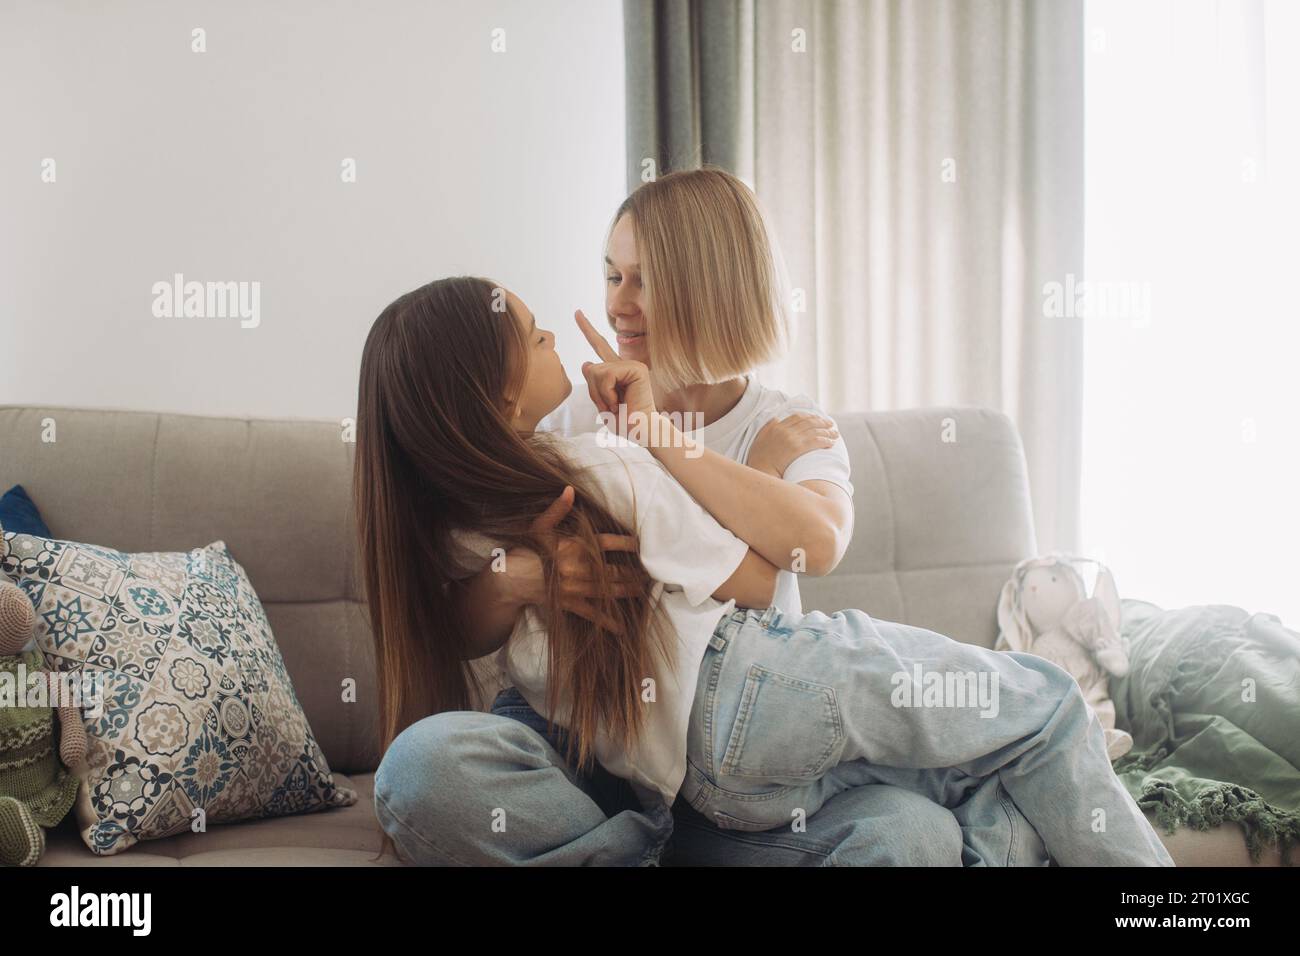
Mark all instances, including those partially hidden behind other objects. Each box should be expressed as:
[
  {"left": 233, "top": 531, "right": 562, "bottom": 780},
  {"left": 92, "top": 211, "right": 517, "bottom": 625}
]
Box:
[{"left": 0, "top": 0, "right": 626, "bottom": 420}]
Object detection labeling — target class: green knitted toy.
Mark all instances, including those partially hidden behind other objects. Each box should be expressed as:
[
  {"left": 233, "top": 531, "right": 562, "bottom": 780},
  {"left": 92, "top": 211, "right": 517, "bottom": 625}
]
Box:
[{"left": 0, "top": 580, "right": 85, "bottom": 866}]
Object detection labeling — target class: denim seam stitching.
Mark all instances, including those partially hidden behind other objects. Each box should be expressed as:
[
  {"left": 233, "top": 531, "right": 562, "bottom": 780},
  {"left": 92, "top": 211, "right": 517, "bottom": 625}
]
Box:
[
  {"left": 699, "top": 648, "right": 726, "bottom": 777},
  {"left": 709, "top": 808, "right": 806, "bottom": 835},
  {"left": 670, "top": 815, "right": 838, "bottom": 856},
  {"left": 696, "top": 777, "right": 804, "bottom": 805},
  {"left": 994, "top": 780, "right": 1019, "bottom": 866},
  {"left": 374, "top": 789, "right": 475, "bottom": 867}
]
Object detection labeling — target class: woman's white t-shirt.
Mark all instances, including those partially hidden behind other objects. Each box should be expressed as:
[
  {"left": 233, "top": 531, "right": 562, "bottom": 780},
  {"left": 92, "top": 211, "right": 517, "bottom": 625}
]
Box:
[{"left": 448, "top": 430, "right": 750, "bottom": 808}]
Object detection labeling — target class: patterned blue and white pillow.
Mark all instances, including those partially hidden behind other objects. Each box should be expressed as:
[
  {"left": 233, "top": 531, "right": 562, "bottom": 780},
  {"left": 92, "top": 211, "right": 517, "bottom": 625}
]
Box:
[{"left": 0, "top": 525, "right": 356, "bottom": 855}]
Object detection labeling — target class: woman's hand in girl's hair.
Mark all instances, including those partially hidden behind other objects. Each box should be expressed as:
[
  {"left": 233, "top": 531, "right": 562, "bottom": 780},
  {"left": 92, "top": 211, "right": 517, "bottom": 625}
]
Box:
[
  {"left": 746, "top": 413, "right": 840, "bottom": 479},
  {"left": 574, "top": 309, "right": 658, "bottom": 438},
  {"left": 506, "top": 485, "right": 642, "bottom": 626}
]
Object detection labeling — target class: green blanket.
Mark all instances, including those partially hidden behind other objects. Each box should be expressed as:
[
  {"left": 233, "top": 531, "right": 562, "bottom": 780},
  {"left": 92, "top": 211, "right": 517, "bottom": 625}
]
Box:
[{"left": 1109, "top": 599, "right": 1300, "bottom": 865}]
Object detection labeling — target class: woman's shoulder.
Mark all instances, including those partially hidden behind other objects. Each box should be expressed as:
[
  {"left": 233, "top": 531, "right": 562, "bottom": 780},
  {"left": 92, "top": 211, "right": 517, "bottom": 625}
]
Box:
[
  {"left": 750, "top": 379, "right": 828, "bottom": 417},
  {"left": 742, "top": 381, "right": 834, "bottom": 435}
]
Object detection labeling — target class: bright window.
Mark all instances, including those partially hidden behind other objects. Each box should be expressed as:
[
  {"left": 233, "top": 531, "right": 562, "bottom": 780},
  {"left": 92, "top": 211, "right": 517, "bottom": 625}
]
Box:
[{"left": 1081, "top": 0, "right": 1300, "bottom": 624}]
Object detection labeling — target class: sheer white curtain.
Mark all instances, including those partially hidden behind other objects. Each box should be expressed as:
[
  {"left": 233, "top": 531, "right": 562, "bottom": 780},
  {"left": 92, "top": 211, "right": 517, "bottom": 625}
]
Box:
[
  {"left": 1081, "top": 0, "right": 1300, "bottom": 622},
  {"left": 740, "top": 0, "right": 1086, "bottom": 554}
]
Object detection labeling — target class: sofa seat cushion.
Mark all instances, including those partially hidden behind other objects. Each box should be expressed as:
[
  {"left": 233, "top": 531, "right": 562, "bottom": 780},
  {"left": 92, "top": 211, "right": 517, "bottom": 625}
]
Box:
[
  {"left": 36, "top": 772, "right": 400, "bottom": 865},
  {"left": 33, "top": 769, "right": 1280, "bottom": 867},
  {"left": 1151, "top": 810, "right": 1293, "bottom": 867}
]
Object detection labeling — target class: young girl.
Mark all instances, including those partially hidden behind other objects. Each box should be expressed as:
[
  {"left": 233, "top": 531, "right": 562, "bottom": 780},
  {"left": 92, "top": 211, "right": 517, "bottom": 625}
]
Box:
[{"left": 355, "top": 275, "right": 1175, "bottom": 867}]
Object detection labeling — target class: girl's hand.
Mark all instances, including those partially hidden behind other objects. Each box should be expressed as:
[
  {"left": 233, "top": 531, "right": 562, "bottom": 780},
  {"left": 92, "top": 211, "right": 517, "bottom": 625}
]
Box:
[
  {"left": 746, "top": 413, "right": 840, "bottom": 479},
  {"left": 506, "top": 486, "right": 641, "bottom": 626},
  {"left": 574, "top": 310, "right": 658, "bottom": 439}
]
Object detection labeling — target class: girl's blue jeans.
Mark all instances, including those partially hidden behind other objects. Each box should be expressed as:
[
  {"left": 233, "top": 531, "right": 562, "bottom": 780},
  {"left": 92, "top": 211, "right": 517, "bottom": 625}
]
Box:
[{"left": 374, "top": 606, "right": 1175, "bottom": 866}]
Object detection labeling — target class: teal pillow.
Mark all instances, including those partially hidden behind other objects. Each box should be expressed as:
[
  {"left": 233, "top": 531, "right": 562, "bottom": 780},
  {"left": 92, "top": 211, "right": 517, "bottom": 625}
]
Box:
[{"left": 0, "top": 529, "right": 356, "bottom": 855}]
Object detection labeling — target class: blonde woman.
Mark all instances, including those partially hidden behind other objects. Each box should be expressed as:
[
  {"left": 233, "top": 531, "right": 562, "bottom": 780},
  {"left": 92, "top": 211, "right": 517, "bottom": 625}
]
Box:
[{"left": 373, "top": 170, "right": 1023, "bottom": 866}]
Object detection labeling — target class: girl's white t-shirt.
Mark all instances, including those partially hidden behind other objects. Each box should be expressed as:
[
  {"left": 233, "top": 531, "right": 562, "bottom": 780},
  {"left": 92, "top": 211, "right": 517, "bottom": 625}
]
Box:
[
  {"left": 448, "top": 430, "right": 750, "bottom": 808},
  {"left": 541, "top": 375, "right": 855, "bottom": 615}
]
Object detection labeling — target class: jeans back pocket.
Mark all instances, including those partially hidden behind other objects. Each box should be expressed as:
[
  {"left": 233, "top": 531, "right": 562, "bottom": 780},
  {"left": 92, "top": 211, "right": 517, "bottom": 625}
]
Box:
[{"left": 719, "top": 663, "right": 846, "bottom": 782}]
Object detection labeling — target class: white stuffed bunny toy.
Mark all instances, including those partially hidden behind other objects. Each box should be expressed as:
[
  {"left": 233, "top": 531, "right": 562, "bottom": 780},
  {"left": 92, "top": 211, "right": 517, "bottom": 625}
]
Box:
[{"left": 995, "top": 554, "right": 1134, "bottom": 761}]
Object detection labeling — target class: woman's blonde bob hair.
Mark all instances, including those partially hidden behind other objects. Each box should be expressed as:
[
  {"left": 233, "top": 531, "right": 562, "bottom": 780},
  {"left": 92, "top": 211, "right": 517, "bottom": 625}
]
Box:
[{"left": 608, "top": 166, "right": 790, "bottom": 392}]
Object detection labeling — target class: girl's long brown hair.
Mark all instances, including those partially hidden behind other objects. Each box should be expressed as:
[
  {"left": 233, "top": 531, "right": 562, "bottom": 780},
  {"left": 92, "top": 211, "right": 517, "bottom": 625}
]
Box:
[{"left": 354, "top": 277, "right": 670, "bottom": 807}]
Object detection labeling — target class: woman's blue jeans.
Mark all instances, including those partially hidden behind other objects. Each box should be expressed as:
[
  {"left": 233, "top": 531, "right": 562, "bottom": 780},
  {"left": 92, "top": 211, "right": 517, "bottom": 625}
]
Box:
[{"left": 374, "top": 607, "right": 1174, "bottom": 866}]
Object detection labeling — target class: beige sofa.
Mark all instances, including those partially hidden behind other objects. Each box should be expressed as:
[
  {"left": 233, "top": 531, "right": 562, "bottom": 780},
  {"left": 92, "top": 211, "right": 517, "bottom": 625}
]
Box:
[{"left": 0, "top": 404, "right": 1283, "bottom": 866}]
